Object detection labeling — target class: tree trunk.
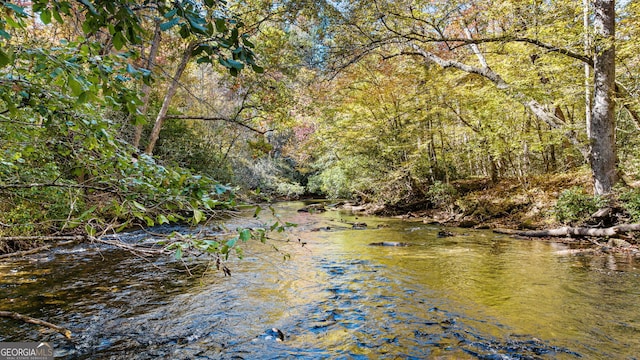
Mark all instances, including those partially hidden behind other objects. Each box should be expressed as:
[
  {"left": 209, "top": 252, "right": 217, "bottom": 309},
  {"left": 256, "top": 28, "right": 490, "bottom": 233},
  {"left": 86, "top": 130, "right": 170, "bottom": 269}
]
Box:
[
  {"left": 590, "top": 0, "right": 617, "bottom": 195},
  {"left": 145, "top": 42, "right": 196, "bottom": 155},
  {"left": 133, "top": 22, "right": 162, "bottom": 149},
  {"left": 584, "top": 0, "right": 592, "bottom": 139},
  {"left": 494, "top": 224, "right": 640, "bottom": 238}
]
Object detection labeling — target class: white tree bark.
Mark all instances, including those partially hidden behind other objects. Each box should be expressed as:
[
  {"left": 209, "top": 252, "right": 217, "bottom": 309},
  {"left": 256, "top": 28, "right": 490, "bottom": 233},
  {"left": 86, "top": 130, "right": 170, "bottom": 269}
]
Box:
[
  {"left": 133, "top": 22, "right": 162, "bottom": 149},
  {"left": 590, "top": 0, "right": 617, "bottom": 195}
]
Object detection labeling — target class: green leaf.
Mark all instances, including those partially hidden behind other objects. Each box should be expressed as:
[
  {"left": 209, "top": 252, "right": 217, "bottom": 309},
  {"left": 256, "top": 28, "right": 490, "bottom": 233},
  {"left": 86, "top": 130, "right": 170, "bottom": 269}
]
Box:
[
  {"left": 143, "top": 216, "right": 155, "bottom": 227},
  {"left": 82, "top": 19, "right": 93, "bottom": 35},
  {"left": 160, "top": 17, "right": 180, "bottom": 31},
  {"left": 5, "top": 3, "right": 28, "bottom": 17},
  {"left": 77, "top": 91, "right": 89, "bottom": 104},
  {"left": 215, "top": 18, "right": 227, "bottom": 32},
  {"left": 132, "top": 200, "right": 146, "bottom": 211},
  {"left": 175, "top": 247, "right": 183, "bottom": 260},
  {"left": 242, "top": 37, "right": 255, "bottom": 48},
  {"left": 68, "top": 75, "right": 84, "bottom": 96},
  {"left": 52, "top": 9, "right": 64, "bottom": 23},
  {"left": 251, "top": 64, "right": 264, "bottom": 73},
  {"left": 40, "top": 9, "right": 52, "bottom": 24},
  {"left": 163, "top": 8, "right": 178, "bottom": 19},
  {"left": 226, "top": 237, "right": 237, "bottom": 248},
  {"left": 227, "top": 59, "right": 244, "bottom": 70},
  {"left": 0, "top": 50, "right": 11, "bottom": 68},
  {"left": 126, "top": 63, "right": 138, "bottom": 75},
  {"left": 196, "top": 56, "right": 212, "bottom": 64},
  {"left": 157, "top": 214, "right": 169, "bottom": 225},
  {"left": 179, "top": 25, "right": 190, "bottom": 38},
  {"left": 112, "top": 32, "right": 124, "bottom": 50},
  {"left": 253, "top": 206, "right": 261, "bottom": 218},
  {"left": 239, "top": 228, "right": 251, "bottom": 242},
  {"left": 78, "top": 0, "right": 99, "bottom": 15},
  {"left": 193, "top": 208, "right": 205, "bottom": 224},
  {"left": 186, "top": 14, "right": 208, "bottom": 34}
]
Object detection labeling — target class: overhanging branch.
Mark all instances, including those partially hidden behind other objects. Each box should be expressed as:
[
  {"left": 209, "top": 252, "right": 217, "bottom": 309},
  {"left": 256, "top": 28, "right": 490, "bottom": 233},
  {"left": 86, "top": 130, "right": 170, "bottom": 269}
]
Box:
[{"left": 164, "top": 115, "right": 267, "bottom": 134}]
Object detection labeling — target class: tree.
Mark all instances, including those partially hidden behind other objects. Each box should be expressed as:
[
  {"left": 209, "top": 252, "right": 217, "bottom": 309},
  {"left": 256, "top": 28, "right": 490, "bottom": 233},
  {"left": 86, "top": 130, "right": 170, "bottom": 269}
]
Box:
[
  {"left": 322, "top": 0, "right": 622, "bottom": 195},
  {"left": 590, "top": 0, "right": 617, "bottom": 194},
  {"left": 142, "top": 1, "right": 263, "bottom": 155},
  {"left": 0, "top": 0, "right": 261, "bottom": 236}
]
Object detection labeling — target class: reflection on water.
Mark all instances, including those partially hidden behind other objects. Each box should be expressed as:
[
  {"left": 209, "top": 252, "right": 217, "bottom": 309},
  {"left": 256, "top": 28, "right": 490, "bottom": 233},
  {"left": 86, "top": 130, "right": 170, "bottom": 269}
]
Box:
[{"left": 1, "top": 201, "right": 640, "bottom": 359}]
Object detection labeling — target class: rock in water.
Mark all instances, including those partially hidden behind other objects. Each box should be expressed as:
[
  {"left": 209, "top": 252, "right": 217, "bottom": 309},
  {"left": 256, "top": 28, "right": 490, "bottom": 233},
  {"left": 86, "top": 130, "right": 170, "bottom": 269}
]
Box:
[
  {"left": 369, "top": 242, "right": 409, "bottom": 247},
  {"left": 265, "top": 328, "right": 285, "bottom": 341}
]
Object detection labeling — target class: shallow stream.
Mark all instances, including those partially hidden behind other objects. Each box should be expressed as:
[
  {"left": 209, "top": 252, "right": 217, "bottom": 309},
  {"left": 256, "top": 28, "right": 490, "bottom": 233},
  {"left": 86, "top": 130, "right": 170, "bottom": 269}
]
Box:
[{"left": 1, "top": 201, "right": 640, "bottom": 359}]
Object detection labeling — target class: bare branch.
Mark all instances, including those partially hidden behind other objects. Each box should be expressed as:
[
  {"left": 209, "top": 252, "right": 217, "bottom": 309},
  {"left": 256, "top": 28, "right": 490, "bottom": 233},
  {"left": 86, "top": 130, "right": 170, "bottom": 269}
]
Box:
[
  {"left": 0, "top": 182, "right": 117, "bottom": 193},
  {"left": 0, "top": 311, "right": 72, "bottom": 339},
  {"left": 164, "top": 115, "right": 267, "bottom": 134}
]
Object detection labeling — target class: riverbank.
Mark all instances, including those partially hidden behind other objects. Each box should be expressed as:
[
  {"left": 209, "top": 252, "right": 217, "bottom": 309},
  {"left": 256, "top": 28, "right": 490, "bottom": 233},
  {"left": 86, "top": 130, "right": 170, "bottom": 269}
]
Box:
[
  {"left": 337, "top": 170, "right": 640, "bottom": 256},
  {"left": 346, "top": 171, "right": 606, "bottom": 229}
]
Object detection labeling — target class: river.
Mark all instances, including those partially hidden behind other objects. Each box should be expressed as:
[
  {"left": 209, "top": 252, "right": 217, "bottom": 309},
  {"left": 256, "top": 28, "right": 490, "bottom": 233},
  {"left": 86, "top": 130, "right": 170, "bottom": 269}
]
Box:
[{"left": 1, "top": 201, "right": 640, "bottom": 359}]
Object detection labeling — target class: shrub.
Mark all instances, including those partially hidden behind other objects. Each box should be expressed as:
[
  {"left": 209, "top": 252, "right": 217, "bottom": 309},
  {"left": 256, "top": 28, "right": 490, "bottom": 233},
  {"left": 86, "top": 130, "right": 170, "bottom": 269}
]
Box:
[
  {"left": 276, "top": 182, "right": 305, "bottom": 199},
  {"left": 307, "top": 166, "right": 352, "bottom": 199},
  {"left": 619, "top": 188, "right": 640, "bottom": 222},
  {"left": 427, "top": 181, "right": 458, "bottom": 209},
  {"left": 554, "top": 187, "right": 606, "bottom": 224}
]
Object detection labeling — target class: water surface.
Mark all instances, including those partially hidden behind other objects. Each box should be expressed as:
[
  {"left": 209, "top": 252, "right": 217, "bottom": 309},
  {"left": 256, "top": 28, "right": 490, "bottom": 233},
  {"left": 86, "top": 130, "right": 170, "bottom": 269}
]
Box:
[{"left": 1, "top": 201, "right": 639, "bottom": 359}]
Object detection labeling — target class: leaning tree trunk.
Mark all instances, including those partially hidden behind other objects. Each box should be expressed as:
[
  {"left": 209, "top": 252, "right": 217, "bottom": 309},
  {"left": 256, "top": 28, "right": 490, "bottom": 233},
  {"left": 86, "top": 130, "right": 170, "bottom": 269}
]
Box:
[
  {"left": 145, "top": 42, "right": 196, "bottom": 155},
  {"left": 133, "top": 22, "right": 162, "bottom": 149},
  {"left": 590, "top": 0, "right": 617, "bottom": 195}
]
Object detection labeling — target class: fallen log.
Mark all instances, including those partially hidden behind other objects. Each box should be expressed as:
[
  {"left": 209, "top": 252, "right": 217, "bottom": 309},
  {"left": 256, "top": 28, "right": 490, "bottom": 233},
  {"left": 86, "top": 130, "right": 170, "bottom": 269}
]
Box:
[
  {"left": 0, "top": 311, "right": 72, "bottom": 339},
  {"left": 0, "top": 235, "right": 86, "bottom": 242},
  {"left": 0, "top": 245, "right": 51, "bottom": 260},
  {"left": 493, "top": 224, "right": 640, "bottom": 238}
]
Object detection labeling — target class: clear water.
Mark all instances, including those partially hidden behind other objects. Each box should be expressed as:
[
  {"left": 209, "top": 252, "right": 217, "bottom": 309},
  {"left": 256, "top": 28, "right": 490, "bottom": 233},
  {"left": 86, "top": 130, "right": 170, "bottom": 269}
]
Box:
[{"left": 1, "top": 201, "right": 639, "bottom": 359}]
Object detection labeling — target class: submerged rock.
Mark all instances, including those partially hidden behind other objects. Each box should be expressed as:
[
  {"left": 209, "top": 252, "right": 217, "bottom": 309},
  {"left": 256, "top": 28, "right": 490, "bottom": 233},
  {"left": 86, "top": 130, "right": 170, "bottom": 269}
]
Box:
[
  {"left": 310, "top": 226, "right": 332, "bottom": 232},
  {"left": 352, "top": 222, "right": 368, "bottom": 230},
  {"left": 253, "top": 328, "right": 285, "bottom": 342},
  {"left": 437, "top": 230, "right": 454, "bottom": 237},
  {"left": 369, "top": 241, "right": 409, "bottom": 247},
  {"left": 298, "top": 204, "right": 326, "bottom": 213}
]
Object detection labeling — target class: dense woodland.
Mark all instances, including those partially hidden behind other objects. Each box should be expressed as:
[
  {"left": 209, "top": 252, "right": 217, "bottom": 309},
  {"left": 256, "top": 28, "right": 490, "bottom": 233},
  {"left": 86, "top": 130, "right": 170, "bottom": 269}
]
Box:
[{"left": 2, "top": 0, "right": 640, "bottom": 252}]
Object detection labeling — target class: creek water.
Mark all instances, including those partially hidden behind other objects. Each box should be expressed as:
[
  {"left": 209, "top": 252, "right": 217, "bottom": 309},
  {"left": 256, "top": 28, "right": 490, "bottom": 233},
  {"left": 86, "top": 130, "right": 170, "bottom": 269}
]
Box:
[{"left": 1, "top": 201, "right": 640, "bottom": 359}]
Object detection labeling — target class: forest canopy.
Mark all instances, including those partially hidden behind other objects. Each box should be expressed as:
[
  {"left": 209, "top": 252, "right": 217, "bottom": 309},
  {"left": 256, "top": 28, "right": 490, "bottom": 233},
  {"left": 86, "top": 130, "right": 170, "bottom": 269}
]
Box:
[{"left": 1, "top": 0, "right": 640, "bottom": 241}]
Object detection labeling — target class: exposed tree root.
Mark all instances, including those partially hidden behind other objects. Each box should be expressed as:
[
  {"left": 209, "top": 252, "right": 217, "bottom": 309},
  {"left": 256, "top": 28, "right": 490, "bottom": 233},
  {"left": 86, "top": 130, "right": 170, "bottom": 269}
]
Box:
[{"left": 0, "top": 311, "right": 72, "bottom": 339}]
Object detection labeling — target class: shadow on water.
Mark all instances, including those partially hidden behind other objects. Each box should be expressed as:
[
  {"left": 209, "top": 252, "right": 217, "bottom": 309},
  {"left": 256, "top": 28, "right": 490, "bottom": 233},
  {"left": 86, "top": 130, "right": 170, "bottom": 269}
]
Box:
[{"left": 1, "top": 201, "right": 640, "bottom": 359}]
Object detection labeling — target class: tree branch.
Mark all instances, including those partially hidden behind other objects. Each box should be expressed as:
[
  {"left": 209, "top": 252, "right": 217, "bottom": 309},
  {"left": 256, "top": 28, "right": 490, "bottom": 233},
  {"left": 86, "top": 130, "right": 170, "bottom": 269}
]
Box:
[
  {"left": 0, "top": 182, "right": 116, "bottom": 193},
  {"left": 402, "top": 45, "right": 590, "bottom": 162},
  {"left": 0, "top": 311, "right": 72, "bottom": 339},
  {"left": 164, "top": 115, "right": 266, "bottom": 134}
]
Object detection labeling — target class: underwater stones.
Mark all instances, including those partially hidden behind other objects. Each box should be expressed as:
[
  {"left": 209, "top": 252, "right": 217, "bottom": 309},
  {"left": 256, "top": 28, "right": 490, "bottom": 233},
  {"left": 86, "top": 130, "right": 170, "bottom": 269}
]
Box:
[{"left": 368, "top": 242, "right": 409, "bottom": 247}]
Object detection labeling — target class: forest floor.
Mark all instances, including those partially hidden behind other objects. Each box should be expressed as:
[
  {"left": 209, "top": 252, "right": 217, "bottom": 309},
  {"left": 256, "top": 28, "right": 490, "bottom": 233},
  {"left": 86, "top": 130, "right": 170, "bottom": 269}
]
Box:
[{"left": 368, "top": 170, "right": 596, "bottom": 230}]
